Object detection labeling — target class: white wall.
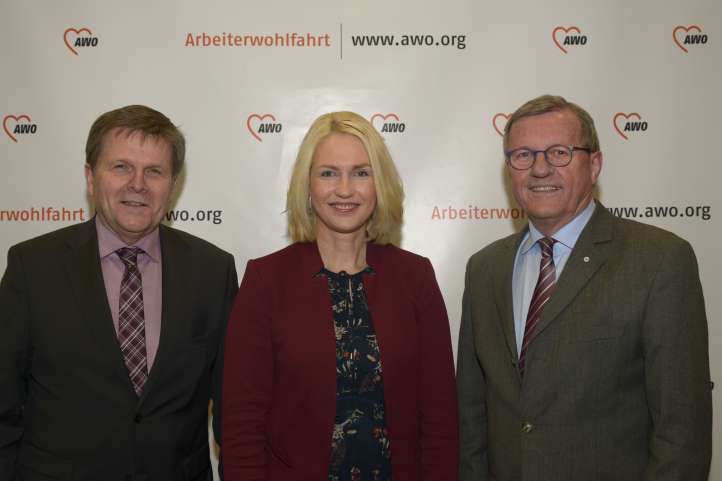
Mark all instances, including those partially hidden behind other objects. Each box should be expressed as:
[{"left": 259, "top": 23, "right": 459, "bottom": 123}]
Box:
[{"left": 1, "top": 1, "right": 719, "bottom": 478}]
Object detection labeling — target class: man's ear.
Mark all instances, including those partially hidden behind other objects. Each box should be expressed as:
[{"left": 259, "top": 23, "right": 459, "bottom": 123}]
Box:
[
  {"left": 590, "top": 151, "right": 603, "bottom": 184},
  {"left": 85, "top": 163, "right": 95, "bottom": 197}
]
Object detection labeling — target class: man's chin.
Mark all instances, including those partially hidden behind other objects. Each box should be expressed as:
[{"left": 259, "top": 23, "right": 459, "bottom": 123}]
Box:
[{"left": 112, "top": 222, "right": 157, "bottom": 244}]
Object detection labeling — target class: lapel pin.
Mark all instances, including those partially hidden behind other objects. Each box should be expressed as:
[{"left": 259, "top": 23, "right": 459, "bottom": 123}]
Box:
[{"left": 583, "top": 256, "right": 590, "bottom": 263}]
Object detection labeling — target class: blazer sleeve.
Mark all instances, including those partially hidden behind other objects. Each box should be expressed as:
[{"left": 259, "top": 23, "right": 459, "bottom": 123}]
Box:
[
  {"left": 222, "top": 259, "right": 272, "bottom": 481},
  {"left": 456, "top": 258, "right": 489, "bottom": 481},
  {"left": 643, "top": 240, "right": 712, "bottom": 481},
  {"left": 211, "top": 253, "right": 239, "bottom": 447},
  {"left": 0, "top": 246, "right": 31, "bottom": 480},
  {"left": 415, "top": 258, "right": 459, "bottom": 481}
]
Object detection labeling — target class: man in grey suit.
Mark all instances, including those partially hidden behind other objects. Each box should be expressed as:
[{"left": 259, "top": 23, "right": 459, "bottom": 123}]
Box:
[{"left": 457, "top": 95, "right": 712, "bottom": 481}]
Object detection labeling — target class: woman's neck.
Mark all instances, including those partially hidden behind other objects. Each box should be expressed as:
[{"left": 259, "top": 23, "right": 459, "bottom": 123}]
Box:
[{"left": 316, "top": 229, "right": 368, "bottom": 274}]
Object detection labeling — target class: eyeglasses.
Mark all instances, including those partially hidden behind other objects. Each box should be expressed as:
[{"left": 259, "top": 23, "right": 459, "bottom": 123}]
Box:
[{"left": 505, "top": 144, "right": 592, "bottom": 170}]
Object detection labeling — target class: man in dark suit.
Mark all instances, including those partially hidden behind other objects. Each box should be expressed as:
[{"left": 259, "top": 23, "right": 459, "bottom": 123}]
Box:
[
  {"left": 0, "top": 105, "right": 238, "bottom": 481},
  {"left": 457, "top": 95, "right": 712, "bottom": 481}
]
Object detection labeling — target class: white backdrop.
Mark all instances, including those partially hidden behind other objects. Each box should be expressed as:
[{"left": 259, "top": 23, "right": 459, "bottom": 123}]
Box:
[{"left": 2, "top": 1, "right": 720, "bottom": 479}]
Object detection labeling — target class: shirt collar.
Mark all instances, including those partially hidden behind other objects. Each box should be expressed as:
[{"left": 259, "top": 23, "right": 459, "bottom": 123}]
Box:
[
  {"left": 520, "top": 199, "right": 596, "bottom": 254},
  {"left": 95, "top": 216, "right": 161, "bottom": 262}
]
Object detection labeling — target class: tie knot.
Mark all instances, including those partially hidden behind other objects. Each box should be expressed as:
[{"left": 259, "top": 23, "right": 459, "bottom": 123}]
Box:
[
  {"left": 117, "top": 247, "right": 143, "bottom": 267},
  {"left": 538, "top": 237, "right": 556, "bottom": 258}
]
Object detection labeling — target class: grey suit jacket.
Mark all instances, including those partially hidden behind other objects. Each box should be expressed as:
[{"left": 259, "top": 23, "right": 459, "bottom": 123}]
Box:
[
  {"left": 457, "top": 203, "right": 712, "bottom": 481},
  {"left": 0, "top": 219, "right": 238, "bottom": 481}
]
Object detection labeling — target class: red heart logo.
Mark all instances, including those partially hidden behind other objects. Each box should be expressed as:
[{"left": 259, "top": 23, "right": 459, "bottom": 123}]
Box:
[
  {"left": 246, "top": 113, "right": 277, "bottom": 142},
  {"left": 552, "top": 26, "right": 581, "bottom": 54},
  {"left": 672, "top": 25, "right": 701, "bottom": 53},
  {"left": 492, "top": 113, "right": 510, "bottom": 137},
  {"left": 64, "top": 27, "right": 93, "bottom": 55},
  {"left": 3, "top": 114, "right": 32, "bottom": 143},
  {"left": 370, "top": 113, "right": 400, "bottom": 130},
  {"left": 613, "top": 112, "right": 641, "bottom": 140}
]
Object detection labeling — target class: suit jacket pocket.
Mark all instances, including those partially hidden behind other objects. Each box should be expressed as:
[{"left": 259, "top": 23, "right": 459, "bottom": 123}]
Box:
[
  {"left": 572, "top": 322, "right": 626, "bottom": 342},
  {"left": 18, "top": 442, "right": 73, "bottom": 480},
  {"left": 182, "top": 444, "right": 211, "bottom": 481},
  {"left": 189, "top": 327, "right": 220, "bottom": 346},
  {"left": 187, "top": 327, "right": 221, "bottom": 365}
]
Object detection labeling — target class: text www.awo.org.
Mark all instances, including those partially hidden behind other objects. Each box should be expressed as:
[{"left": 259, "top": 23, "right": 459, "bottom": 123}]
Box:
[
  {"left": 350, "top": 33, "right": 466, "bottom": 50},
  {"left": 608, "top": 205, "right": 711, "bottom": 221},
  {"left": 165, "top": 209, "right": 223, "bottom": 224}
]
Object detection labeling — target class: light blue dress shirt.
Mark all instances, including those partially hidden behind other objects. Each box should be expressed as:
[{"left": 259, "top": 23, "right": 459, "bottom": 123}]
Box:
[{"left": 511, "top": 200, "right": 596, "bottom": 354}]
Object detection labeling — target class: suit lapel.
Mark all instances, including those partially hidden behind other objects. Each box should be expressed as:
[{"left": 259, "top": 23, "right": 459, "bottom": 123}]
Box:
[
  {"left": 529, "top": 203, "right": 614, "bottom": 343},
  {"left": 296, "top": 242, "right": 339, "bottom": 423},
  {"left": 140, "top": 225, "right": 190, "bottom": 402},
  {"left": 494, "top": 233, "right": 524, "bottom": 361},
  {"left": 64, "top": 220, "right": 134, "bottom": 391}
]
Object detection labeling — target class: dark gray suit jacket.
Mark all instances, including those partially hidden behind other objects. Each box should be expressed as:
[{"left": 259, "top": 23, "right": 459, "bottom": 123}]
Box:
[
  {"left": 0, "top": 219, "right": 238, "bottom": 481},
  {"left": 457, "top": 203, "right": 712, "bottom": 481}
]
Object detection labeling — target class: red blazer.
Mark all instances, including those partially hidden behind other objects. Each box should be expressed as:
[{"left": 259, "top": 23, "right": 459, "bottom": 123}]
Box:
[{"left": 222, "top": 242, "right": 458, "bottom": 481}]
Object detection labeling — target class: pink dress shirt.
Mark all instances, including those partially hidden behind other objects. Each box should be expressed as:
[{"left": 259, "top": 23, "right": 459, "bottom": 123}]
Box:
[{"left": 96, "top": 218, "right": 163, "bottom": 369}]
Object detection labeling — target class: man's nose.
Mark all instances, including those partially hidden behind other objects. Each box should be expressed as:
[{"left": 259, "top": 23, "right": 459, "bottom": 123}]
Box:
[
  {"left": 530, "top": 151, "right": 552, "bottom": 176},
  {"left": 128, "top": 169, "right": 147, "bottom": 191}
]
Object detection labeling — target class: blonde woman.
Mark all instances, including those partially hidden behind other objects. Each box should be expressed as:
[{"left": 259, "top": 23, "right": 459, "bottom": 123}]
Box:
[{"left": 222, "top": 111, "right": 458, "bottom": 481}]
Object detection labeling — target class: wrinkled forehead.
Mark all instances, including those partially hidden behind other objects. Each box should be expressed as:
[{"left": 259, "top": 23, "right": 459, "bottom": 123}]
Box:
[
  {"left": 509, "top": 109, "right": 583, "bottom": 146},
  {"left": 103, "top": 127, "right": 168, "bottom": 149},
  {"left": 99, "top": 127, "right": 172, "bottom": 157}
]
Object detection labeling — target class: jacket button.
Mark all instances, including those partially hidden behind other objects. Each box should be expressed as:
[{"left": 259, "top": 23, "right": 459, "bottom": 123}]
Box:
[
  {"left": 521, "top": 422, "right": 534, "bottom": 433},
  {"left": 134, "top": 413, "right": 142, "bottom": 423}
]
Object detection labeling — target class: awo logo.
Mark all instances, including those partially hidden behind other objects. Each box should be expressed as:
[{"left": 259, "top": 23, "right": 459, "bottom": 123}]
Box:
[
  {"left": 673, "top": 25, "right": 707, "bottom": 53},
  {"left": 613, "top": 112, "right": 648, "bottom": 140},
  {"left": 3, "top": 114, "right": 37, "bottom": 143},
  {"left": 64, "top": 27, "right": 99, "bottom": 55},
  {"left": 492, "top": 113, "right": 510, "bottom": 137},
  {"left": 370, "top": 113, "right": 406, "bottom": 134},
  {"left": 552, "top": 26, "right": 588, "bottom": 53},
  {"left": 246, "top": 114, "right": 282, "bottom": 142}
]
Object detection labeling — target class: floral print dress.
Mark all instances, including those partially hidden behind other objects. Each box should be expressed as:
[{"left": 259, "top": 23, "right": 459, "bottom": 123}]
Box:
[{"left": 319, "top": 267, "right": 392, "bottom": 481}]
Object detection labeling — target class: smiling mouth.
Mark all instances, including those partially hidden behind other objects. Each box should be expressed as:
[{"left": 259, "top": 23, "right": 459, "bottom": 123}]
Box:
[
  {"left": 329, "top": 203, "right": 360, "bottom": 213},
  {"left": 121, "top": 200, "right": 149, "bottom": 207},
  {"left": 529, "top": 186, "right": 561, "bottom": 193}
]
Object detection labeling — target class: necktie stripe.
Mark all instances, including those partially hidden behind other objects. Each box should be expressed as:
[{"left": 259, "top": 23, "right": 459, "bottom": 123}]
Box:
[
  {"left": 519, "top": 238, "right": 557, "bottom": 375},
  {"left": 527, "top": 279, "right": 554, "bottom": 304},
  {"left": 117, "top": 247, "right": 148, "bottom": 397},
  {"left": 525, "top": 295, "right": 551, "bottom": 328}
]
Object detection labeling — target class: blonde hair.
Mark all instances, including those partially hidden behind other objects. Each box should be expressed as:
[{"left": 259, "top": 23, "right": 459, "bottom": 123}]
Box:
[
  {"left": 287, "top": 111, "right": 404, "bottom": 245},
  {"left": 503, "top": 94, "right": 600, "bottom": 153}
]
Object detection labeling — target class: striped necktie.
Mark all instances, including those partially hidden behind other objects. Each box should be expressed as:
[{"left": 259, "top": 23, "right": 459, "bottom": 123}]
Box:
[
  {"left": 519, "top": 237, "right": 557, "bottom": 375},
  {"left": 117, "top": 247, "right": 148, "bottom": 396}
]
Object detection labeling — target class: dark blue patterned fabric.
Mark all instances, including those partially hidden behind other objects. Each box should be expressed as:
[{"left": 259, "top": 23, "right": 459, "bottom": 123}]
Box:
[{"left": 320, "top": 267, "right": 392, "bottom": 481}]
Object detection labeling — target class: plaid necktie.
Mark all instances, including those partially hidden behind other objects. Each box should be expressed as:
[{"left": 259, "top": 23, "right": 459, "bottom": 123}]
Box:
[
  {"left": 519, "top": 237, "right": 557, "bottom": 375},
  {"left": 117, "top": 247, "right": 148, "bottom": 396}
]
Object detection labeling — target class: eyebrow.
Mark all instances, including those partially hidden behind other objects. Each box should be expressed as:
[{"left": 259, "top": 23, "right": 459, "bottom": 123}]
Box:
[
  {"left": 110, "top": 159, "right": 169, "bottom": 171},
  {"left": 508, "top": 143, "right": 572, "bottom": 151},
  {"left": 316, "top": 163, "right": 372, "bottom": 170}
]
